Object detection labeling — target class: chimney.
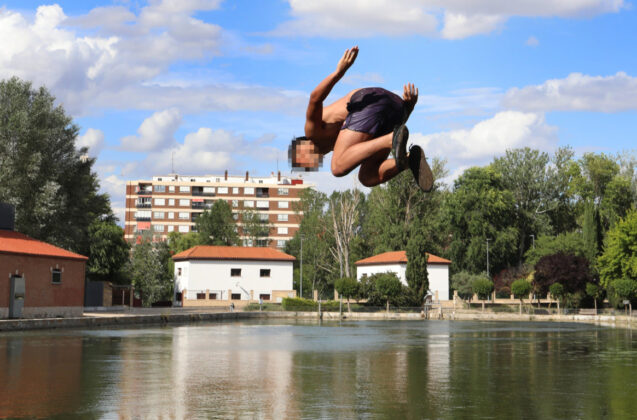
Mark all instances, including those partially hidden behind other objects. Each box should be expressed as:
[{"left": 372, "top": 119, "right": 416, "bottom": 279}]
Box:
[
  {"left": 0, "top": 202, "right": 15, "bottom": 231},
  {"left": 224, "top": 170, "right": 228, "bottom": 181},
  {"left": 277, "top": 171, "right": 281, "bottom": 182},
  {"left": 245, "top": 171, "right": 249, "bottom": 181}
]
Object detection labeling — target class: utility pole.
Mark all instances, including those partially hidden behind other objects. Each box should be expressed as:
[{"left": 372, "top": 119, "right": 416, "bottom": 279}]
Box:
[{"left": 300, "top": 234, "right": 303, "bottom": 299}]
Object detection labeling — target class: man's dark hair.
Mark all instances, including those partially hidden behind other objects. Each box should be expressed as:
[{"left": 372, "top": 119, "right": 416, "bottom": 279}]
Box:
[{"left": 288, "top": 136, "right": 322, "bottom": 172}]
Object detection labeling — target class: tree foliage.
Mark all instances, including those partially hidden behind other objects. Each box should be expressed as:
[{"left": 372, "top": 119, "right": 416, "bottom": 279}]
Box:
[
  {"left": 127, "top": 233, "right": 173, "bottom": 306},
  {"left": 599, "top": 210, "right": 637, "bottom": 289},
  {"left": 87, "top": 220, "right": 130, "bottom": 284},
  {"left": 471, "top": 277, "right": 494, "bottom": 300},
  {"left": 524, "top": 231, "right": 589, "bottom": 267},
  {"left": 512, "top": 279, "right": 532, "bottom": 300},
  {"left": 0, "top": 77, "right": 113, "bottom": 254},
  {"left": 334, "top": 277, "right": 359, "bottom": 301},
  {"left": 240, "top": 208, "right": 272, "bottom": 246},
  {"left": 405, "top": 223, "right": 429, "bottom": 303},
  {"left": 373, "top": 272, "right": 403, "bottom": 309},
  {"left": 451, "top": 271, "right": 478, "bottom": 300},
  {"left": 195, "top": 200, "right": 239, "bottom": 246},
  {"left": 534, "top": 253, "right": 591, "bottom": 296}
]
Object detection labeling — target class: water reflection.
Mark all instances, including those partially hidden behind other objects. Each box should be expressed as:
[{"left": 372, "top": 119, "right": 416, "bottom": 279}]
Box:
[{"left": 0, "top": 321, "right": 635, "bottom": 419}]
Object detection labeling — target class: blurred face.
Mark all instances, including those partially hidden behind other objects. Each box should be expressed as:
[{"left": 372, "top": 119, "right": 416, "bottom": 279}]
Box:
[{"left": 295, "top": 140, "right": 320, "bottom": 169}]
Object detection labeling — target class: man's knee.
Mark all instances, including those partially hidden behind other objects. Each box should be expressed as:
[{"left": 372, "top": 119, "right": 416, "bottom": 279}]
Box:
[
  {"left": 358, "top": 170, "right": 379, "bottom": 187},
  {"left": 331, "top": 159, "right": 348, "bottom": 177}
]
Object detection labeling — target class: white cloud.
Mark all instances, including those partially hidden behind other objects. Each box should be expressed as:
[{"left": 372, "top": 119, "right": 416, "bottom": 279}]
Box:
[
  {"left": 341, "top": 72, "right": 385, "bottom": 86},
  {"left": 272, "top": 0, "right": 624, "bottom": 39},
  {"left": 526, "top": 36, "right": 539, "bottom": 47},
  {"left": 120, "top": 108, "right": 182, "bottom": 152},
  {"left": 411, "top": 111, "right": 558, "bottom": 167},
  {"left": 76, "top": 128, "right": 105, "bottom": 157},
  {"left": 503, "top": 72, "right": 637, "bottom": 113}
]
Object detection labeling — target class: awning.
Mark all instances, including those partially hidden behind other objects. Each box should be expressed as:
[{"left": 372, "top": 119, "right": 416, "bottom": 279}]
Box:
[
  {"left": 192, "top": 198, "right": 204, "bottom": 202},
  {"left": 137, "top": 222, "right": 151, "bottom": 230}
]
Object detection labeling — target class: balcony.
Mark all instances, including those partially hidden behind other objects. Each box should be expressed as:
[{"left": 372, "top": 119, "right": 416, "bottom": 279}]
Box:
[
  {"left": 136, "top": 189, "right": 152, "bottom": 195},
  {"left": 135, "top": 216, "right": 151, "bottom": 221},
  {"left": 192, "top": 190, "right": 216, "bottom": 197},
  {"left": 136, "top": 203, "right": 152, "bottom": 208}
]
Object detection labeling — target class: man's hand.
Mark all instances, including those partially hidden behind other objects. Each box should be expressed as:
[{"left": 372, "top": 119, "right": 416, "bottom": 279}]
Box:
[
  {"left": 403, "top": 83, "right": 419, "bottom": 112},
  {"left": 336, "top": 46, "right": 358, "bottom": 75}
]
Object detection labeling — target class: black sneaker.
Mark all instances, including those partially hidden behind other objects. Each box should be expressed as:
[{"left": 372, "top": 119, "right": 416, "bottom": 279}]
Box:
[
  {"left": 408, "top": 145, "right": 434, "bottom": 193},
  {"left": 392, "top": 124, "right": 409, "bottom": 170}
]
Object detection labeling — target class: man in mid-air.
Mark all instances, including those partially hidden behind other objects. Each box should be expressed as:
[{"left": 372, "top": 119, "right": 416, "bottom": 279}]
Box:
[{"left": 289, "top": 46, "right": 433, "bottom": 191}]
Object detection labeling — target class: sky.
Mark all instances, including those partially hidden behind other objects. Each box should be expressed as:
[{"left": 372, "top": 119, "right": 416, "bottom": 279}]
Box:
[{"left": 1, "top": 0, "right": 637, "bottom": 223}]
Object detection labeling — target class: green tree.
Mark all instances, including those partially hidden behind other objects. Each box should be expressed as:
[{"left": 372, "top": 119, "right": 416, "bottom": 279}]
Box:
[
  {"left": 405, "top": 223, "right": 429, "bottom": 304},
  {"left": 334, "top": 277, "right": 359, "bottom": 311},
  {"left": 0, "top": 77, "right": 113, "bottom": 253},
  {"left": 195, "top": 200, "right": 239, "bottom": 246},
  {"left": 450, "top": 271, "right": 476, "bottom": 300},
  {"left": 524, "top": 231, "right": 589, "bottom": 267},
  {"left": 512, "top": 278, "right": 532, "bottom": 313},
  {"left": 87, "top": 220, "right": 130, "bottom": 284},
  {"left": 240, "top": 208, "right": 272, "bottom": 246},
  {"left": 373, "top": 272, "right": 403, "bottom": 312},
  {"left": 548, "top": 282, "right": 564, "bottom": 312},
  {"left": 127, "top": 233, "right": 173, "bottom": 306},
  {"left": 167, "top": 231, "right": 202, "bottom": 254},
  {"left": 585, "top": 282, "right": 604, "bottom": 312},
  {"left": 445, "top": 166, "right": 518, "bottom": 274},
  {"left": 611, "top": 278, "right": 637, "bottom": 306},
  {"left": 599, "top": 210, "right": 637, "bottom": 289},
  {"left": 471, "top": 276, "right": 494, "bottom": 311},
  {"left": 534, "top": 253, "right": 591, "bottom": 297}
]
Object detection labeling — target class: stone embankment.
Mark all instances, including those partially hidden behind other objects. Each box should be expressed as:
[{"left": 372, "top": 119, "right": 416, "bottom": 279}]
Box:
[{"left": 0, "top": 309, "right": 634, "bottom": 331}]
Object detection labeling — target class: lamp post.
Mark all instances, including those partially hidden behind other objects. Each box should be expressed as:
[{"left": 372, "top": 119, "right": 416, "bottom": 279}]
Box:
[
  {"left": 299, "top": 234, "right": 304, "bottom": 299},
  {"left": 486, "top": 238, "right": 491, "bottom": 278}
]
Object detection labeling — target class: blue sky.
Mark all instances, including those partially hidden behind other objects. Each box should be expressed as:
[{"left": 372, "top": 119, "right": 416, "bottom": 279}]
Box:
[{"left": 1, "top": 0, "right": 636, "bottom": 221}]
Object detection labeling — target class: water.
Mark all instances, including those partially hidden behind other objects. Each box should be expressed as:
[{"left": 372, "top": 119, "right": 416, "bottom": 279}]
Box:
[{"left": 0, "top": 320, "right": 635, "bottom": 419}]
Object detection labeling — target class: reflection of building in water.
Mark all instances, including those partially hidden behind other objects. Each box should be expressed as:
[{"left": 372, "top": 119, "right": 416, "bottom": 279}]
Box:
[
  {"left": 0, "top": 336, "right": 83, "bottom": 418},
  {"left": 427, "top": 334, "right": 451, "bottom": 394},
  {"left": 114, "top": 324, "right": 295, "bottom": 418}
]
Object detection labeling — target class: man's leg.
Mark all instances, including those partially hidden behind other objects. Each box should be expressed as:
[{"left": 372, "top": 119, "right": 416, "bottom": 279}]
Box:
[
  {"left": 331, "top": 129, "right": 394, "bottom": 177},
  {"left": 357, "top": 148, "right": 404, "bottom": 187}
]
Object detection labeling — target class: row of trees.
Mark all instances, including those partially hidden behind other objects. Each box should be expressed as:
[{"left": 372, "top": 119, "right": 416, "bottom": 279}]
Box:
[{"left": 3, "top": 77, "right": 636, "bottom": 308}]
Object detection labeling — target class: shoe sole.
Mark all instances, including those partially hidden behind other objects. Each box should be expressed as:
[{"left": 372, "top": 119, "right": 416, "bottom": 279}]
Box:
[
  {"left": 408, "top": 145, "right": 434, "bottom": 192},
  {"left": 392, "top": 124, "right": 409, "bottom": 170}
]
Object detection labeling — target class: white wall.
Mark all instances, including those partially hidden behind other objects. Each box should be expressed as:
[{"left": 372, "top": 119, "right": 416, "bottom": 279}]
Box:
[
  {"left": 175, "top": 259, "right": 293, "bottom": 300},
  {"left": 356, "top": 263, "right": 450, "bottom": 301}
]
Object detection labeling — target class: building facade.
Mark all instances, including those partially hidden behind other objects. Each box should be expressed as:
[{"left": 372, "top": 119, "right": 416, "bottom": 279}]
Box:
[
  {"left": 124, "top": 171, "right": 312, "bottom": 249},
  {"left": 355, "top": 251, "right": 451, "bottom": 301},
  {"left": 173, "top": 245, "right": 296, "bottom": 307}
]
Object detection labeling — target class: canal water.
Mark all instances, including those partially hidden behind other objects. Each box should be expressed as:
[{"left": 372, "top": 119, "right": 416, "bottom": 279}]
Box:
[{"left": 0, "top": 320, "right": 635, "bottom": 419}]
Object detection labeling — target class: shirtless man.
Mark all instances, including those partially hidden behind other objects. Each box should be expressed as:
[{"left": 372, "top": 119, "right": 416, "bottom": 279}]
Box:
[{"left": 289, "top": 46, "right": 433, "bottom": 191}]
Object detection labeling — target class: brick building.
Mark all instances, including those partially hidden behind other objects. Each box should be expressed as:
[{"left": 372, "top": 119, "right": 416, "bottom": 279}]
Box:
[
  {"left": 1, "top": 205, "right": 87, "bottom": 318},
  {"left": 124, "top": 171, "right": 312, "bottom": 248}
]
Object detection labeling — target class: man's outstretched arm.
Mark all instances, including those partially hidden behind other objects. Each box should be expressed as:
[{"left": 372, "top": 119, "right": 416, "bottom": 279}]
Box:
[{"left": 306, "top": 46, "right": 359, "bottom": 131}]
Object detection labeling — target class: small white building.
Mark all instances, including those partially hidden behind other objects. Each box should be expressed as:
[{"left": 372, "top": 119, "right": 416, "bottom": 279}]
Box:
[
  {"left": 355, "top": 251, "right": 451, "bottom": 301},
  {"left": 173, "top": 245, "right": 296, "bottom": 307}
]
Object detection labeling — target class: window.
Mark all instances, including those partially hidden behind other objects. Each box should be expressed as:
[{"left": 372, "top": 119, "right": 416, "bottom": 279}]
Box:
[
  {"left": 258, "top": 213, "right": 269, "bottom": 222},
  {"left": 203, "top": 186, "right": 215, "bottom": 194},
  {"left": 154, "top": 185, "right": 165, "bottom": 192},
  {"left": 259, "top": 294, "right": 271, "bottom": 301},
  {"left": 168, "top": 212, "right": 174, "bottom": 219},
  {"left": 232, "top": 187, "right": 239, "bottom": 194},
  {"left": 260, "top": 269, "right": 271, "bottom": 277},
  {"left": 154, "top": 198, "right": 165, "bottom": 206},
  {"left": 232, "top": 213, "right": 239, "bottom": 220},
  {"left": 169, "top": 186, "right": 175, "bottom": 192},
  {"left": 135, "top": 210, "right": 151, "bottom": 219},
  {"left": 51, "top": 269, "right": 62, "bottom": 284},
  {"left": 244, "top": 187, "right": 254, "bottom": 195},
  {"left": 179, "top": 186, "right": 190, "bottom": 193},
  {"left": 177, "top": 268, "right": 182, "bottom": 276},
  {"left": 232, "top": 200, "right": 239, "bottom": 208},
  {"left": 168, "top": 225, "right": 175, "bottom": 232},
  {"left": 197, "top": 292, "right": 205, "bottom": 300},
  {"left": 218, "top": 187, "right": 228, "bottom": 194},
  {"left": 278, "top": 201, "right": 289, "bottom": 209},
  {"left": 231, "top": 293, "right": 241, "bottom": 300},
  {"left": 153, "top": 224, "right": 164, "bottom": 232},
  {"left": 277, "top": 227, "right": 288, "bottom": 235},
  {"left": 209, "top": 293, "right": 217, "bottom": 300},
  {"left": 256, "top": 200, "right": 269, "bottom": 209},
  {"left": 168, "top": 199, "right": 175, "bottom": 206},
  {"left": 153, "top": 211, "right": 165, "bottom": 219},
  {"left": 278, "top": 188, "right": 289, "bottom": 195},
  {"left": 244, "top": 200, "right": 254, "bottom": 208},
  {"left": 276, "top": 240, "right": 286, "bottom": 248},
  {"left": 178, "top": 212, "right": 189, "bottom": 220},
  {"left": 179, "top": 199, "right": 190, "bottom": 206},
  {"left": 256, "top": 239, "right": 268, "bottom": 247},
  {"left": 277, "top": 214, "right": 288, "bottom": 222},
  {"left": 178, "top": 225, "right": 189, "bottom": 233},
  {"left": 231, "top": 268, "right": 241, "bottom": 277}
]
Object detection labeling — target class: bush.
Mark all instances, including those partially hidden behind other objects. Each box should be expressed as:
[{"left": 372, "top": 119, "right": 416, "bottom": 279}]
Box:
[
  {"left": 334, "top": 277, "right": 359, "bottom": 300},
  {"left": 281, "top": 297, "right": 317, "bottom": 311},
  {"left": 471, "top": 277, "right": 494, "bottom": 300},
  {"left": 492, "top": 305, "right": 516, "bottom": 313},
  {"left": 549, "top": 283, "right": 564, "bottom": 300},
  {"left": 511, "top": 279, "right": 532, "bottom": 299},
  {"left": 611, "top": 278, "right": 637, "bottom": 307}
]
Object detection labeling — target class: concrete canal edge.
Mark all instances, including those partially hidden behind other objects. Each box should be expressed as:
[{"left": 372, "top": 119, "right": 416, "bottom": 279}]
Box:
[{"left": 0, "top": 310, "right": 634, "bottom": 331}]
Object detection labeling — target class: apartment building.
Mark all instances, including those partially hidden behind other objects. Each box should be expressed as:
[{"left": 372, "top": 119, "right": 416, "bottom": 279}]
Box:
[{"left": 124, "top": 171, "right": 312, "bottom": 249}]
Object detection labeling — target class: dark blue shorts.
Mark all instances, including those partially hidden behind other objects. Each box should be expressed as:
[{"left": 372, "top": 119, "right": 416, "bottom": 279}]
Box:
[{"left": 341, "top": 87, "right": 405, "bottom": 137}]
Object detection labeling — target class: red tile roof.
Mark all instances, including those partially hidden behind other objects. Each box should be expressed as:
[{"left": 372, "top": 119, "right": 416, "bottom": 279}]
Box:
[
  {"left": 0, "top": 230, "right": 88, "bottom": 261},
  {"left": 355, "top": 251, "right": 450, "bottom": 266},
  {"left": 173, "top": 245, "right": 296, "bottom": 262}
]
